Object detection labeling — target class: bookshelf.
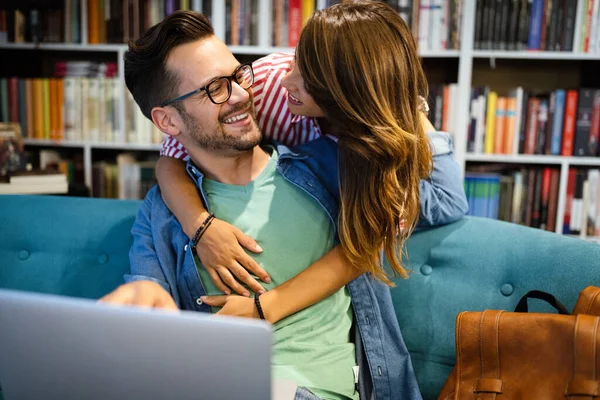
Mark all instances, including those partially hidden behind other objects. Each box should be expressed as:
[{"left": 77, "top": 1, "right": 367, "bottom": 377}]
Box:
[
  {"left": 1, "top": 0, "right": 599, "bottom": 239},
  {"left": 0, "top": 0, "right": 466, "bottom": 194}
]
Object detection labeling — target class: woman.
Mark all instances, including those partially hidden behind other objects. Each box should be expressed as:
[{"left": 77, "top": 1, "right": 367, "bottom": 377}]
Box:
[{"left": 155, "top": 1, "right": 466, "bottom": 319}]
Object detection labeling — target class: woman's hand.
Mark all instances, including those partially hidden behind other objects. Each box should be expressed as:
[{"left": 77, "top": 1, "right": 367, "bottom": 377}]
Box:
[
  {"left": 201, "top": 294, "right": 262, "bottom": 320},
  {"left": 197, "top": 218, "right": 271, "bottom": 296},
  {"left": 419, "top": 110, "right": 436, "bottom": 132}
]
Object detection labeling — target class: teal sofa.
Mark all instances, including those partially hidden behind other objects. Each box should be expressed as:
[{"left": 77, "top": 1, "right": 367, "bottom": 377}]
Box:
[{"left": 1, "top": 195, "right": 600, "bottom": 400}]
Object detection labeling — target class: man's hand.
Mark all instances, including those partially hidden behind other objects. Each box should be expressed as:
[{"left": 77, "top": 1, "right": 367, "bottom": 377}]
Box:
[
  {"left": 201, "top": 295, "right": 263, "bottom": 320},
  {"left": 197, "top": 218, "right": 271, "bottom": 296},
  {"left": 99, "top": 281, "right": 178, "bottom": 311}
]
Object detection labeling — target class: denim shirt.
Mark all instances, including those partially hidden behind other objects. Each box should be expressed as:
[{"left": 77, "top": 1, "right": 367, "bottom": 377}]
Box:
[{"left": 127, "top": 134, "right": 465, "bottom": 399}]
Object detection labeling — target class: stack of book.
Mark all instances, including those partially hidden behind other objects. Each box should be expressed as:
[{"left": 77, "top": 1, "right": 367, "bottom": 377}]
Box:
[{"left": 0, "top": 170, "right": 68, "bottom": 195}]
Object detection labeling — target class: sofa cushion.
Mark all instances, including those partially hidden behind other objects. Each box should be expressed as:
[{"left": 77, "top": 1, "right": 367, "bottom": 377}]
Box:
[
  {"left": 0, "top": 195, "right": 142, "bottom": 299},
  {"left": 393, "top": 217, "right": 600, "bottom": 400}
]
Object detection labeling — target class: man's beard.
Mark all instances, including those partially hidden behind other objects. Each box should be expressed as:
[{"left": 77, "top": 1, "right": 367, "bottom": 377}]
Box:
[{"left": 180, "top": 102, "right": 263, "bottom": 153}]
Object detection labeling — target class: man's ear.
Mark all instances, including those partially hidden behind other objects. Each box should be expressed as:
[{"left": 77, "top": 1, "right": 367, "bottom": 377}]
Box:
[{"left": 151, "top": 106, "right": 182, "bottom": 137}]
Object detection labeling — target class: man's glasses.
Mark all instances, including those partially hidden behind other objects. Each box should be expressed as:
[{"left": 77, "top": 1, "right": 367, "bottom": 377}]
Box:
[{"left": 160, "top": 63, "right": 254, "bottom": 107}]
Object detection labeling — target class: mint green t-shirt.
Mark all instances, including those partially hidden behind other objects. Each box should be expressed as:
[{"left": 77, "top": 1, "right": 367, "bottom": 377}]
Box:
[{"left": 195, "top": 148, "right": 358, "bottom": 400}]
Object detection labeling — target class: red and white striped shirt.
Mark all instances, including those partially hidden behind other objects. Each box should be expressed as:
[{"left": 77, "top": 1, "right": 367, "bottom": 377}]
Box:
[{"left": 160, "top": 52, "right": 323, "bottom": 160}]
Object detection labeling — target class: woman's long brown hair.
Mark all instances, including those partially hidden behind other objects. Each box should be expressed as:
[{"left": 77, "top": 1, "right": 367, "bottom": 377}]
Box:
[{"left": 297, "top": 1, "right": 433, "bottom": 285}]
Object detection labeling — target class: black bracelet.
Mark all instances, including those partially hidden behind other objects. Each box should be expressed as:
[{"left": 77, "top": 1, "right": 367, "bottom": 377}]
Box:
[
  {"left": 191, "top": 213, "right": 215, "bottom": 255},
  {"left": 197, "top": 216, "right": 215, "bottom": 242},
  {"left": 254, "top": 293, "right": 266, "bottom": 320}
]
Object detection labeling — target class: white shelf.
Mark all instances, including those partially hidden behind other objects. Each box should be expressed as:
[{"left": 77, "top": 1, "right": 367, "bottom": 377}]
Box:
[
  {"left": 0, "top": 42, "right": 461, "bottom": 58},
  {"left": 472, "top": 50, "right": 600, "bottom": 61},
  {"left": 22, "top": 139, "right": 161, "bottom": 151},
  {"left": 419, "top": 50, "right": 461, "bottom": 58},
  {"left": 0, "top": 43, "right": 127, "bottom": 52},
  {"left": 465, "top": 154, "right": 600, "bottom": 166}
]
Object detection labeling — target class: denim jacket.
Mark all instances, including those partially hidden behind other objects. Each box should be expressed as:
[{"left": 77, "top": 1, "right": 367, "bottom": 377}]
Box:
[{"left": 127, "top": 134, "right": 465, "bottom": 399}]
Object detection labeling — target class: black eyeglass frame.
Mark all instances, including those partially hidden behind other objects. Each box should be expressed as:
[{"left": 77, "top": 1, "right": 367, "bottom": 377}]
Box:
[{"left": 159, "top": 63, "right": 254, "bottom": 107}]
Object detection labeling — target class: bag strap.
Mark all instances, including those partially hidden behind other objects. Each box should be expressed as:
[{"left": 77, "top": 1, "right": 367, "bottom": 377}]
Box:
[
  {"left": 514, "top": 290, "right": 570, "bottom": 315},
  {"left": 565, "top": 315, "right": 600, "bottom": 399},
  {"left": 475, "top": 310, "right": 505, "bottom": 399}
]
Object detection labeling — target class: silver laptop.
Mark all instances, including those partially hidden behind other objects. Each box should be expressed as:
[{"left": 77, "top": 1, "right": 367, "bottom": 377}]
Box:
[{"left": 0, "top": 288, "right": 291, "bottom": 400}]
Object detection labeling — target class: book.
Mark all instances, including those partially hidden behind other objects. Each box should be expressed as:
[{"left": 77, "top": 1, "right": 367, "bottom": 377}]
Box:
[{"left": 0, "top": 122, "right": 25, "bottom": 176}]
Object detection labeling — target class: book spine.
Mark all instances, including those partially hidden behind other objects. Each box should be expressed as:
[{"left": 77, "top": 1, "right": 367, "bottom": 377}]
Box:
[
  {"left": 494, "top": 96, "right": 507, "bottom": 153},
  {"left": 562, "top": 0, "right": 578, "bottom": 51},
  {"left": 25, "top": 79, "right": 33, "bottom": 138},
  {"left": 584, "top": 0, "right": 595, "bottom": 52},
  {"left": 589, "top": 89, "right": 600, "bottom": 156},
  {"left": 505, "top": 97, "right": 518, "bottom": 154},
  {"left": 540, "top": 0, "right": 550, "bottom": 50},
  {"left": 539, "top": 167, "right": 552, "bottom": 230},
  {"left": 547, "top": 168, "right": 560, "bottom": 232},
  {"left": 485, "top": 91, "right": 497, "bottom": 154},
  {"left": 494, "top": 0, "right": 504, "bottom": 49},
  {"left": 528, "top": 0, "right": 544, "bottom": 49},
  {"left": 8, "top": 77, "right": 19, "bottom": 123},
  {"left": 561, "top": 90, "right": 579, "bottom": 156},
  {"left": 18, "top": 79, "right": 26, "bottom": 136},
  {"left": 545, "top": 93, "right": 556, "bottom": 154},
  {"left": 551, "top": 89, "right": 566, "bottom": 155},
  {"left": 524, "top": 97, "right": 540, "bottom": 155},
  {"left": 546, "top": 0, "right": 560, "bottom": 50},
  {"left": 288, "top": 0, "right": 302, "bottom": 47},
  {"left": 573, "top": 88, "right": 594, "bottom": 156},
  {"left": 536, "top": 98, "right": 549, "bottom": 154},
  {"left": 518, "top": 91, "right": 529, "bottom": 153},
  {"left": 475, "top": 0, "right": 485, "bottom": 48},
  {"left": 508, "top": 0, "right": 520, "bottom": 50},
  {"left": 499, "top": 0, "right": 511, "bottom": 49},
  {"left": 486, "top": 0, "right": 496, "bottom": 49}
]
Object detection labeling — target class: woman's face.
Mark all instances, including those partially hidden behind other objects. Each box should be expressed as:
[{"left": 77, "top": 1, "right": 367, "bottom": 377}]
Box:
[{"left": 281, "top": 59, "right": 326, "bottom": 118}]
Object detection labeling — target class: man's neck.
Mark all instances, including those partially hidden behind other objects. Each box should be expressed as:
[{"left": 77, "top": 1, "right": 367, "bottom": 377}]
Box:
[{"left": 188, "top": 146, "right": 271, "bottom": 185}]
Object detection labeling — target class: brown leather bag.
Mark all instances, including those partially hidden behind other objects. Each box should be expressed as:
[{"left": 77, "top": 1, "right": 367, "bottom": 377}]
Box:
[
  {"left": 439, "top": 291, "right": 600, "bottom": 400},
  {"left": 574, "top": 286, "right": 600, "bottom": 316}
]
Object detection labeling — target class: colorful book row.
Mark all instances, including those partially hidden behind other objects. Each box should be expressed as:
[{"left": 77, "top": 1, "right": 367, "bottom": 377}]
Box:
[{"left": 467, "top": 87, "right": 600, "bottom": 158}]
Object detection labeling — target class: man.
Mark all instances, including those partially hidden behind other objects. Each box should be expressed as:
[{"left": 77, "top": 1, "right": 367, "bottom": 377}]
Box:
[{"left": 101, "top": 10, "right": 428, "bottom": 400}]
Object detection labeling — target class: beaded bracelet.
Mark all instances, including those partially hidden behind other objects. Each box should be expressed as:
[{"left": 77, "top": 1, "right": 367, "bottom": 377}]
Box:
[
  {"left": 190, "top": 213, "right": 215, "bottom": 255},
  {"left": 254, "top": 293, "right": 266, "bottom": 320}
]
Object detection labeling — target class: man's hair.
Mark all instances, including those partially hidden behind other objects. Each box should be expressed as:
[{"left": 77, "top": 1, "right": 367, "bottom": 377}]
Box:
[
  {"left": 124, "top": 10, "right": 214, "bottom": 120},
  {"left": 297, "top": 0, "right": 433, "bottom": 285}
]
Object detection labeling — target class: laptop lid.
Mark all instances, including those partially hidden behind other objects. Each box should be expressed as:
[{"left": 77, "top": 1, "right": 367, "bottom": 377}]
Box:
[{"left": 0, "top": 289, "right": 273, "bottom": 400}]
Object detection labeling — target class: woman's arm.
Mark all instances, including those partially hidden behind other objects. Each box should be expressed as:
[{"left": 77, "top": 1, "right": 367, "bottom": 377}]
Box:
[
  {"left": 155, "top": 156, "right": 271, "bottom": 295},
  {"left": 202, "top": 245, "right": 362, "bottom": 323},
  {"left": 416, "top": 113, "right": 469, "bottom": 229}
]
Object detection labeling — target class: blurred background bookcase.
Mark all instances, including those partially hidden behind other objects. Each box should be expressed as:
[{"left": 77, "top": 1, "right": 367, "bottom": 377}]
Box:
[{"left": 0, "top": 0, "right": 599, "bottom": 241}]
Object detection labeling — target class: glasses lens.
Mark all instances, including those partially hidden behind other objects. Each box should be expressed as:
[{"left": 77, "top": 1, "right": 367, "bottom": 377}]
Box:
[
  {"left": 236, "top": 65, "right": 254, "bottom": 89},
  {"left": 207, "top": 78, "right": 231, "bottom": 104}
]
